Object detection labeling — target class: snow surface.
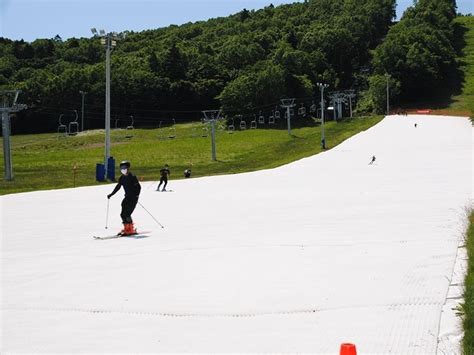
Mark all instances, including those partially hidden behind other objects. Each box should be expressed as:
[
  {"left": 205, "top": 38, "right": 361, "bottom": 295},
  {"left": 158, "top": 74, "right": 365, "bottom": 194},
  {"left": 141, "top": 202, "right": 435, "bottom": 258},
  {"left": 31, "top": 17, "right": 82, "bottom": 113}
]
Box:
[{"left": 1, "top": 115, "right": 472, "bottom": 354}]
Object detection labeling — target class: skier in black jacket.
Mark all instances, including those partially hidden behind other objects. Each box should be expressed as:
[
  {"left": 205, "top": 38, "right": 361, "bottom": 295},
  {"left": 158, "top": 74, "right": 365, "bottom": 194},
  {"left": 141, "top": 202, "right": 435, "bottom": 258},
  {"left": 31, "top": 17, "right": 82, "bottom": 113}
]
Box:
[
  {"left": 157, "top": 164, "right": 170, "bottom": 191},
  {"left": 107, "top": 160, "right": 141, "bottom": 235}
]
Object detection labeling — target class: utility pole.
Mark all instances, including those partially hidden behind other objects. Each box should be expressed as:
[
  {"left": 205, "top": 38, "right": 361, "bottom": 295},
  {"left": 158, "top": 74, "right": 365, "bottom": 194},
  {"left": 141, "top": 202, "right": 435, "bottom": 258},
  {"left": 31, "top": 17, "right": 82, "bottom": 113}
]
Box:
[
  {"left": 317, "top": 83, "right": 329, "bottom": 149},
  {"left": 280, "top": 98, "right": 295, "bottom": 136},
  {"left": 79, "top": 90, "right": 87, "bottom": 131},
  {"left": 385, "top": 73, "right": 390, "bottom": 115},
  {"left": 1, "top": 90, "right": 27, "bottom": 181},
  {"left": 91, "top": 28, "right": 123, "bottom": 179},
  {"left": 202, "top": 110, "right": 222, "bottom": 161}
]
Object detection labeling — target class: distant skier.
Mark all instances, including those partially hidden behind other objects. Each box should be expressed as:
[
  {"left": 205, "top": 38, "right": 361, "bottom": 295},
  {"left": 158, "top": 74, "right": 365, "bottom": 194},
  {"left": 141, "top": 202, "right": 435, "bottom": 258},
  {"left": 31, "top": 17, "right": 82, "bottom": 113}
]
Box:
[
  {"left": 107, "top": 160, "right": 141, "bottom": 235},
  {"left": 369, "top": 155, "right": 376, "bottom": 165},
  {"left": 414, "top": 123, "right": 418, "bottom": 128},
  {"left": 157, "top": 164, "right": 170, "bottom": 191}
]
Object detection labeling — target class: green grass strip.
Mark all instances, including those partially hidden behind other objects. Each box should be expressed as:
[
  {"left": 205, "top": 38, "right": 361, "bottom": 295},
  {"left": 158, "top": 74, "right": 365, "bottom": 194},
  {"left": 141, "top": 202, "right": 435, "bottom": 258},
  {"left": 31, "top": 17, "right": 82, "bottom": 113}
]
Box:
[
  {"left": 463, "top": 212, "right": 474, "bottom": 354},
  {"left": 450, "top": 16, "right": 474, "bottom": 117},
  {"left": 0, "top": 116, "right": 382, "bottom": 195}
]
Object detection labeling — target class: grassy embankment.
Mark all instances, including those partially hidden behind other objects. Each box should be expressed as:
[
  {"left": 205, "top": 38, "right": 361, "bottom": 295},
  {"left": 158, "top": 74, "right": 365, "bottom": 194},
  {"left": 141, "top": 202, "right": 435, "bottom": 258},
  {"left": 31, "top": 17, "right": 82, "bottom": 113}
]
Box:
[
  {"left": 431, "top": 16, "right": 474, "bottom": 117},
  {"left": 454, "top": 15, "right": 474, "bottom": 355},
  {"left": 0, "top": 116, "right": 382, "bottom": 195},
  {"left": 463, "top": 213, "right": 474, "bottom": 354}
]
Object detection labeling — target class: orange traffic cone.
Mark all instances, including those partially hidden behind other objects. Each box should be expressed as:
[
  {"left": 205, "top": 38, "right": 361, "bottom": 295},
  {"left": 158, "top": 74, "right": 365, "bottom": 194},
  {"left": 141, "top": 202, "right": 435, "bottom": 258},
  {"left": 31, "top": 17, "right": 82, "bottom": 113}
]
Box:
[{"left": 340, "top": 343, "right": 357, "bottom": 355}]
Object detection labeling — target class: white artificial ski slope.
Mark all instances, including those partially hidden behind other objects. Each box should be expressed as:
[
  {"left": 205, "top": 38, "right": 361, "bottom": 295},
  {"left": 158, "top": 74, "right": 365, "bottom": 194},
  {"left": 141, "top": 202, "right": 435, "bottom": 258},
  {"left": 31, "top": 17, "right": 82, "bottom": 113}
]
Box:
[{"left": 1, "top": 115, "right": 472, "bottom": 354}]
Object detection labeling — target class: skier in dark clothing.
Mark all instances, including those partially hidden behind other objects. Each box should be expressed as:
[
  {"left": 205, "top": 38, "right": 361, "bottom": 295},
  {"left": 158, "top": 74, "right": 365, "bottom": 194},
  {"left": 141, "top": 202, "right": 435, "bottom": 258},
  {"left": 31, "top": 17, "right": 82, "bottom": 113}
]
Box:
[
  {"left": 107, "top": 160, "right": 141, "bottom": 235},
  {"left": 157, "top": 164, "right": 170, "bottom": 191},
  {"left": 369, "top": 155, "right": 376, "bottom": 165}
]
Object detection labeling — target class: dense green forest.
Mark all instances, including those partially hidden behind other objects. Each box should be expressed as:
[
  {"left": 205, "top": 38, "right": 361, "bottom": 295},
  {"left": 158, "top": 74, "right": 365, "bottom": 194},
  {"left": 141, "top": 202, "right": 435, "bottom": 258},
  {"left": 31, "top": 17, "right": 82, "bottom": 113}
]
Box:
[
  {"left": 365, "top": 0, "right": 460, "bottom": 109},
  {"left": 0, "top": 0, "right": 462, "bottom": 134}
]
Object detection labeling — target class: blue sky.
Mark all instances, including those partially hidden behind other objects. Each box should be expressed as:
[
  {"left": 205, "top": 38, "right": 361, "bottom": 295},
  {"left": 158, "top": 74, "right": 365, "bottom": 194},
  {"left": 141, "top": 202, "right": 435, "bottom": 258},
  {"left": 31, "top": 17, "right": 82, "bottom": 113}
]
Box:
[{"left": 1, "top": 0, "right": 473, "bottom": 42}]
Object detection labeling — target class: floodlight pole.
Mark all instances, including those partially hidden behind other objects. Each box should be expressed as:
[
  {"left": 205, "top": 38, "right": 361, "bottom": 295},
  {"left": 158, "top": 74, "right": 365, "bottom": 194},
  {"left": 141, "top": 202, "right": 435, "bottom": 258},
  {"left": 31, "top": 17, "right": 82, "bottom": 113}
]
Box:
[
  {"left": 280, "top": 98, "right": 295, "bottom": 136},
  {"left": 317, "top": 83, "right": 329, "bottom": 149},
  {"left": 92, "top": 28, "right": 120, "bottom": 179},
  {"left": 79, "top": 90, "right": 87, "bottom": 131},
  {"left": 1, "top": 90, "right": 27, "bottom": 181},
  {"left": 105, "top": 41, "right": 111, "bottom": 176}
]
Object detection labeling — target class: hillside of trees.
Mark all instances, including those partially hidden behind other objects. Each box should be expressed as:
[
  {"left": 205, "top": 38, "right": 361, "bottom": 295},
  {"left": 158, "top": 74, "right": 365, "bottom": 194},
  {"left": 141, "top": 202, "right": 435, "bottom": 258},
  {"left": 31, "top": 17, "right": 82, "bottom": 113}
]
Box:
[
  {"left": 0, "top": 0, "right": 461, "bottom": 133},
  {"left": 360, "top": 0, "right": 460, "bottom": 112}
]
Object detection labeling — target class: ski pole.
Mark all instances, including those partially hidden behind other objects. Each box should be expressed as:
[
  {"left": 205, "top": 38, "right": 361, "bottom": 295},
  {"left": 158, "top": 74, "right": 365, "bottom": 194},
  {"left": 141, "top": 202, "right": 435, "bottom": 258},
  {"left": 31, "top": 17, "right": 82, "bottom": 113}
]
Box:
[
  {"left": 105, "top": 198, "right": 110, "bottom": 229},
  {"left": 138, "top": 201, "right": 165, "bottom": 229}
]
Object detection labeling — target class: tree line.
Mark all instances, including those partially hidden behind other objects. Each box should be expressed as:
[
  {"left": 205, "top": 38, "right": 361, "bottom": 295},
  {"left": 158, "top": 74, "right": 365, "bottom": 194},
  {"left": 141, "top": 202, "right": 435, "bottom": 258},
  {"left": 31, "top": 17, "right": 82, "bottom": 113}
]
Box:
[{"left": 0, "top": 0, "right": 460, "bottom": 133}]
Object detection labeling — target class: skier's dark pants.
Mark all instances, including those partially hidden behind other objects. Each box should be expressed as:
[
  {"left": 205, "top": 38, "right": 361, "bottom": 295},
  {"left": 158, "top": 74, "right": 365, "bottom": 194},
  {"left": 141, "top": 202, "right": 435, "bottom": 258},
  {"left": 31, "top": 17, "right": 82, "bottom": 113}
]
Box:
[
  {"left": 158, "top": 177, "right": 168, "bottom": 190},
  {"left": 121, "top": 197, "right": 138, "bottom": 223}
]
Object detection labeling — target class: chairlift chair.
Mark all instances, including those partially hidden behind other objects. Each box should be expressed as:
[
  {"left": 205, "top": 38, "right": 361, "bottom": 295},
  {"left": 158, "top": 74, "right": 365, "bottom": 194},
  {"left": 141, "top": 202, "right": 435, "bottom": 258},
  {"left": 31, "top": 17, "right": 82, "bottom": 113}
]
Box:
[
  {"left": 310, "top": 101, "right": 317, "bottom": 114},
  {"left": 218, "top": 116, "right": 226, "bottom": 131},
  {"left": 201, "top": 119, "right": 209, "bottom": 137},
  {"left": 298, "top": 103, "right": 306, "bottom": 117},
  {"left": 250, "top": 114, "right": 257, "bottom": 129},
  {"left": 191, "top": 122, "right": 200, "bottom": 138},
  {"left": 168, "top": 119, "right": 176, "bottom": 139},
  {"left": 228, "top": 118, "right": 235, "bottom": 133},
  {"left": 125, "top": 115, "right": 134, "bottom": 138},
  {"left": 157, "top": 120, "right": 167, "bottom": 140},
  {"left": 274, "top": 108, "right": 281, "bottom": 120},
  {"left": 68, "top": 110, "right": 79, "bottom": 136},
  {"left": 268, "top": 113, "right": 275, "bottom": 124},
  {"left": 258, "top": 111, "right": 265, "bottom": 125},
  {"left": 126, "top": 115, "right": 134, "bottom": 130},
  {"left": 57, "top": 114, "right": 68, "bottom": 136},
  {"left": 239, "top": 116, "right": 247, "bottom": 130}
]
